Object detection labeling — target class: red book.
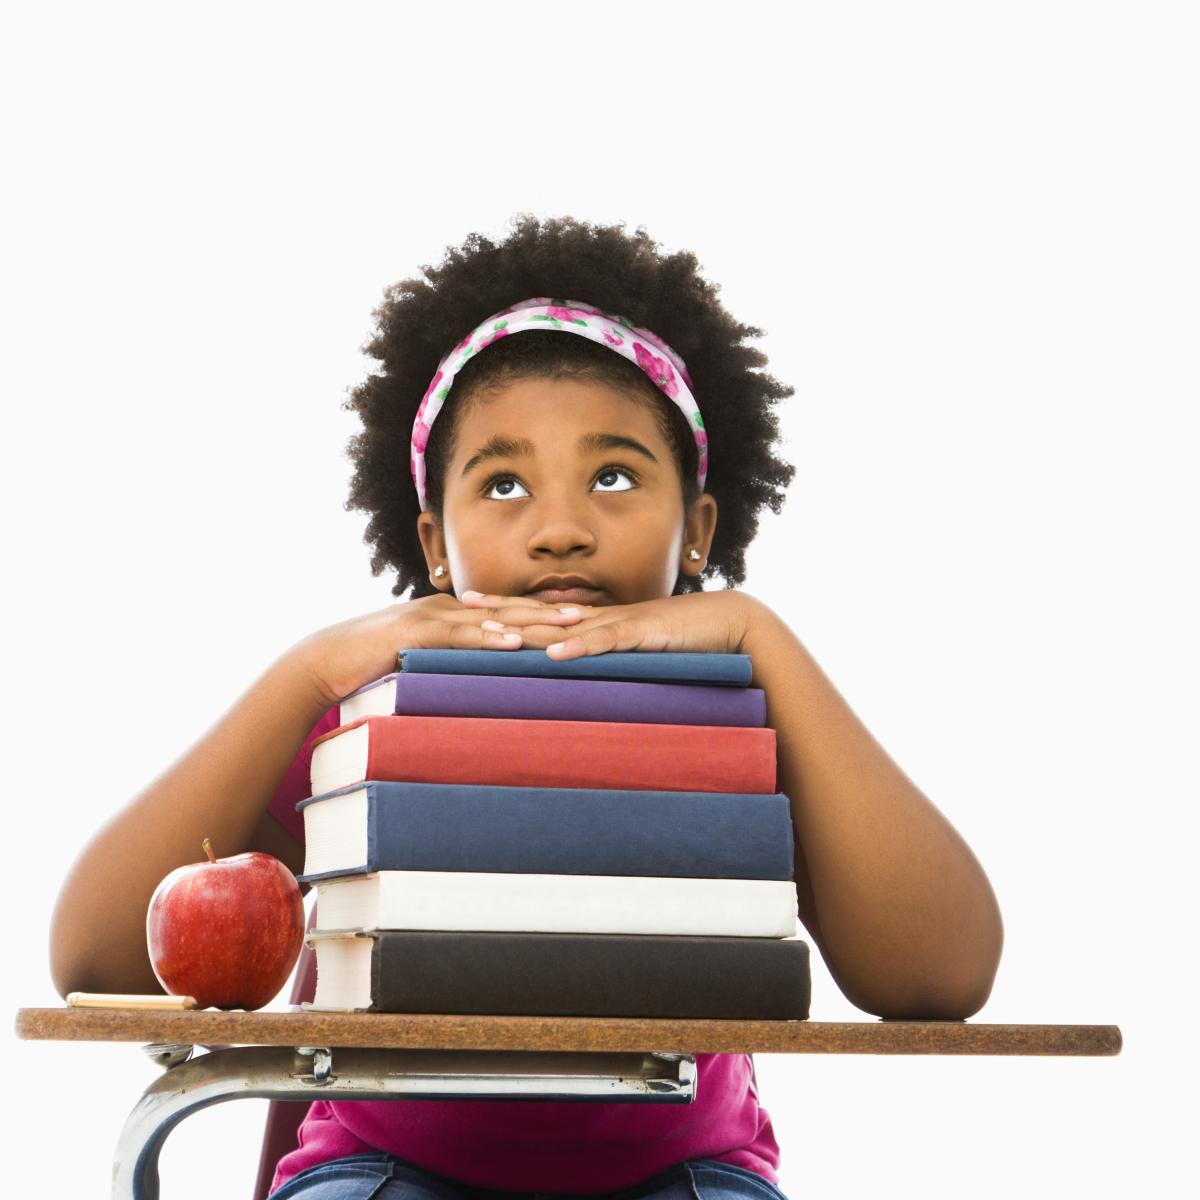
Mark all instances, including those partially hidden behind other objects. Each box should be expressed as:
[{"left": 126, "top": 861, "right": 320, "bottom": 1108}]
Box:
[{"left": 309, "top": 716, "right": 776, "bottom": 797}]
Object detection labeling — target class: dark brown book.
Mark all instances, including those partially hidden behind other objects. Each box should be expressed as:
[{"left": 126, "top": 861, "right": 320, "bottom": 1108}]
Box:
[{"left": 306, "top": 930, "right": 810, "bottom": 1019}]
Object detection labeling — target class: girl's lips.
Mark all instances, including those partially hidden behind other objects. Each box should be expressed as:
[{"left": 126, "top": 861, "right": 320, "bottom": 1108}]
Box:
[{"left": 526, "top": 587, "right": 608, "bottom": 605}]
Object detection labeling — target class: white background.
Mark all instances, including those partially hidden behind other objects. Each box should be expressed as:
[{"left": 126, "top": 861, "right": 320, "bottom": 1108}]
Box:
[{"left": 3, "top": 3, "right": 1196, "bottom": 1197}]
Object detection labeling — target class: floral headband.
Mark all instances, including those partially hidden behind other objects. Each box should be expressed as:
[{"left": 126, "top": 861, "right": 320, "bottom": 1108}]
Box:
[{"left": 410, "top": 297, "right": 708, "bottom": 511}]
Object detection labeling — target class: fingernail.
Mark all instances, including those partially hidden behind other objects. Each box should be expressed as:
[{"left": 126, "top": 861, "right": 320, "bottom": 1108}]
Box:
[
  {"left": 558, "top": 608, "right": 581, "bottom": 618},
  {"left": 481, "top": 619, "right": 506, "bottom": 632},
  {"left": 502, "top": 632, "right": 521, "bottom": 643},
  {"left": 462, "top": 590, "right": 484, "bottom": 601}
]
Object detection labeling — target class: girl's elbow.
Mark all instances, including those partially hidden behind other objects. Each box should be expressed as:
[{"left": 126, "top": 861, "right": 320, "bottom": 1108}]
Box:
[
  {"left": 900, "top": 893, "right": 1005, "bottom": 1019},
  {"left": 850, "top": 973, "right": 998, "bottom": 1021},
  {"left": 844, "top": 925, "right": 1005, "bottom": 1021},
  {"left": 48, "top": 937, "right": 89, "bottom": 1002}
]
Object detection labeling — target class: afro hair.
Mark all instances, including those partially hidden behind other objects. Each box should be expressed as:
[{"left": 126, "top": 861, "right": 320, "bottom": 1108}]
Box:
[{"left": 344, "top": 214, "right": 796, "bottom": 599}]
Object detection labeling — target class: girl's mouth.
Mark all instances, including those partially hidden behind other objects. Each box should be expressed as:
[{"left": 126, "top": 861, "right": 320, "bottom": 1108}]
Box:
[{"left": 526, "top": 587, "right": 608, "bottom": 605}]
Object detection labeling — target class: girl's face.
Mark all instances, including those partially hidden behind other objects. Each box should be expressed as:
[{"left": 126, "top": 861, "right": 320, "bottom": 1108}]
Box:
[{"left": 416, "top": 377, "right": 717, "bottom": 606}]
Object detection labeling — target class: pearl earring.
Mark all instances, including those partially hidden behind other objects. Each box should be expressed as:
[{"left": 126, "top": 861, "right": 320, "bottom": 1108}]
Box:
[
  {"left": 433, "top": 565, "right": 447, "bottom": 578},
  {"left": 687, "top": 549, "right": 702, "bottom": 562}
]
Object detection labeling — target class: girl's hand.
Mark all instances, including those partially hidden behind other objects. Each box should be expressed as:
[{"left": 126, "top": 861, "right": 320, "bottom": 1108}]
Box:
[
  {"left": 459, "top": 589, "right": 757, "bottom": 661},
  {"left": 293, "top": 591, "right": 584, "bottom": 706}
]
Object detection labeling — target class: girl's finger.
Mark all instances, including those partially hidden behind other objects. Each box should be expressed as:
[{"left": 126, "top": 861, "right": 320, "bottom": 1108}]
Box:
[
  {"left": 469, "top": 625, "right": 523, "bottom": 649},
  {"left": 458, "top": 596, "right": 586, "bottom": 626},
  {"left": 544, "top": 635, "right": 587, "bottom": 660},
  {"left": 409, "top": 617, "right": 523, "bottom": 650},
  {"left": 545, "top": 619, "right": 667, "bottom": 661},
  {"left": 461, "top": 590, "right": 535, "bottom": 607},
  {"left": 458, "top": 595, "right": 576, "bottom": 614}
]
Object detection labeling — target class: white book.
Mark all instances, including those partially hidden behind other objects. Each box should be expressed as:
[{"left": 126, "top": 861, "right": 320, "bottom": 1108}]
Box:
[
  {"left": 312, "top": 871, "right": 798, "bottom": 938},
  {"left": 339, "top": 676, "right": 401, "bottom": 724}
]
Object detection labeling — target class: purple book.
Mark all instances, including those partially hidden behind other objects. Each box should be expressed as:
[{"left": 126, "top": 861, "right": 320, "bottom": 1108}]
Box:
[{"left": 340, "top": 672, "right": 766, "bottom": 728}]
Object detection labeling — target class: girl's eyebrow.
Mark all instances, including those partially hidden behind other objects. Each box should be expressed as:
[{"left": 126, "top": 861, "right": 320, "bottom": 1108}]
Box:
[{"left": 461, "top": 432, "right": 659, "bottom": 478}]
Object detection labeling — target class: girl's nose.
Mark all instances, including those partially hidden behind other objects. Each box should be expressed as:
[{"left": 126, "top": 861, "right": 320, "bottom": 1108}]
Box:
[
  {"left": 528, "top": 522, "right": 598, "bottom": 558},
  {"left": 526, "top": 502, "right": 598, "bottom": 559}
]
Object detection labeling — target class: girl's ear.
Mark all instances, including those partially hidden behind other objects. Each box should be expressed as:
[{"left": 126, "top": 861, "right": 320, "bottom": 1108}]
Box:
[
  {"left": 416, "top": 512, "right": 453, "bottom": 591},
  {"left": 682, "top": 493, "right": 718, "bottom": 576}
]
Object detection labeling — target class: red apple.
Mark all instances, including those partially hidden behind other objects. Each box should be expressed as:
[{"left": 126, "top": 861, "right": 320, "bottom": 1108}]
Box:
[{"left": 146, "top": 838, "right": 305, "bottom": 1010}]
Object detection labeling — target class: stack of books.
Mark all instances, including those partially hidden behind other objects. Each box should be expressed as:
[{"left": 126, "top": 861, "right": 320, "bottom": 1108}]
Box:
[{"left": 300, "top": 648, "right": 810, "bottom": 1019}]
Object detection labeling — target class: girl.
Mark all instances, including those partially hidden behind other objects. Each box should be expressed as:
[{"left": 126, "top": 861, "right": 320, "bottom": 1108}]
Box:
[{"left": 49, "top": 214, "right": 1004, "bottom": 1200}]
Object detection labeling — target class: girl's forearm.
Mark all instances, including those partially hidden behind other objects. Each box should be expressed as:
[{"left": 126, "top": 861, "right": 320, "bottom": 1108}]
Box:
[
  {"left": 47, "top": 594, "right": 570, "bottom": 998},
  {"left": 48, "top": 649, "right": 327, "bottom": 998},
  {"left": 741, "top": 598, "right": 1004, "bottom": 1019}
]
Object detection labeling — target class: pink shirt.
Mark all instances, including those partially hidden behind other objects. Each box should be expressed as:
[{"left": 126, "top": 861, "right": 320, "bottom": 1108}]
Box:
[{"left": 268, "top": 711, "right": 783, "bottom": 1194}]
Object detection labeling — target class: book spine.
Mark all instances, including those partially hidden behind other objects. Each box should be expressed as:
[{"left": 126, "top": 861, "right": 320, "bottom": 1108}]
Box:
[
  {"left": 395, "top": 648, "right": 753, "bottom": 686},
  {"left": 384, "top": 672, "right": 766, "bottom": 727},
  {"left": 337, "top": 783, "right": 792, "bottom": 881},
  {"left": 364, "top": 931, "right": 811, "bottom": 1020},
  {"left": 312, "top": 872, "right": 798, "bottom": 937},
  {"left": 340, "top": 716, "right": 776, "bottom": 795}
]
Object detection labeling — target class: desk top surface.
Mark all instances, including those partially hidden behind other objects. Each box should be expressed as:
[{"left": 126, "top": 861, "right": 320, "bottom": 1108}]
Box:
[{"left": 14, "top": 1008, "right": 1121, "bottom": 1056}]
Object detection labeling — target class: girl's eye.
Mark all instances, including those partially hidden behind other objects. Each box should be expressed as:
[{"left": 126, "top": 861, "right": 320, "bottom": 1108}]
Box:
[
  {"left": 484, "top": 476, "right": 530, "bottom": 501},
  {"left": 482, "top": 467, "right": 636, "bottom": 501},
  {"left": 593, "top": 467, "right": 636, "bottom": 493}
]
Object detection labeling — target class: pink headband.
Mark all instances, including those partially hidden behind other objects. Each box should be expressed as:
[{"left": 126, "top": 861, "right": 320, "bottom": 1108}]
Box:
[{"left": 410, "top": 297, "right": 708, "bottom": 511}]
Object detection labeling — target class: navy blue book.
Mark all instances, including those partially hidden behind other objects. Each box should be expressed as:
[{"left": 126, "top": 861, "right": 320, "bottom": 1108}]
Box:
[
  {"left": 297, "top": 780, "right": 795, "bottom": 883},
  {"left": 393, "top": 648, "right": 753, "bottom": 687}
]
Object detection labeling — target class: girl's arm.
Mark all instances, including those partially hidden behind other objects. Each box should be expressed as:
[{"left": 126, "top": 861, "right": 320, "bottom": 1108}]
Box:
[
  {"left": 741, "top": 596, "right": 1004, "bottom": 1019},
  {"left": 49, "top": 594, "right": 583, "bottom": 998},
  {"left": 49, "top": 650, "right": 329, "bottom": 997},
  {"left": 487, "top": 589, "right": 1005, "bottom": 1019}
]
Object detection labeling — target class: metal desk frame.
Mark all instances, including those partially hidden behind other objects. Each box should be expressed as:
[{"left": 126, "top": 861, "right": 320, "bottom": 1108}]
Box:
[{"left": 14, "top": 1008, "right": 1123, "bottom": 1200}]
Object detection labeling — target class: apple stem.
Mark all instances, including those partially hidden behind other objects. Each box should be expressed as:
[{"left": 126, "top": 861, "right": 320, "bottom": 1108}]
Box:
[{"left": 202, "top": 837, "right": 217, "bottom": 864}]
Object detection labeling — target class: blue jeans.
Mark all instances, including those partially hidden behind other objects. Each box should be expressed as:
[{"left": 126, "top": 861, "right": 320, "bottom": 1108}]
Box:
[{"left": 271, "top": 1154, "right": 790, "bottom": 1200}]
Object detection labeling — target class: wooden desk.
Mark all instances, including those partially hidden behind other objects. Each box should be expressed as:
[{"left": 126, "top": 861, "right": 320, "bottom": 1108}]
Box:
[
  {"left": 15, "top": 1006, "right": 1122, "bottom": 1055},
  {"left": 15, "top": 1008, "right": 1122, "bottom": 1200}
]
